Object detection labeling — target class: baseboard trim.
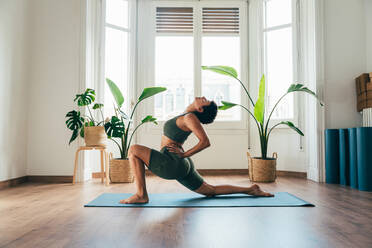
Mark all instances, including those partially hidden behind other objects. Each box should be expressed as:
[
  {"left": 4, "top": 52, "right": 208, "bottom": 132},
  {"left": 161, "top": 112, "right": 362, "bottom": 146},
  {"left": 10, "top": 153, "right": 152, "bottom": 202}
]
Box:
[
  {"left": 0, "top": 176, "right": 28, "bottom": 190},
  {"left": 146, "top": 169, "right": 307, "bottom": 178},
  {"left": 27, "top": 176, "right": 73, "bottom": 183},
  {"left": 0, "top": 169, "right": 306, "bottom": 190},
  {"left": 197, "top": 169, "right": 248, "bottom": 176},
  {"left": 276, "top": 170, "right": 307, "bottom": 178}
]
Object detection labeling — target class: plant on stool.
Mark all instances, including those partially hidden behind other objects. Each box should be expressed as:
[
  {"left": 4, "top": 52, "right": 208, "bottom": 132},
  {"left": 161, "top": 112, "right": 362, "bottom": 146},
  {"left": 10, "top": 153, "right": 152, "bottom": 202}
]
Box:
[{"left": 65, "top": 88, "right": 105, "bottom": 144}]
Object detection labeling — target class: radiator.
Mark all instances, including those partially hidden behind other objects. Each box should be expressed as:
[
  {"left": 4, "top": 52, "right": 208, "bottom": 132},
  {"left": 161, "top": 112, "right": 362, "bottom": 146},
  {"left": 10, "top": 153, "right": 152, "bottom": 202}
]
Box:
[{"left": 363, "top": 108, "right": 372, "bottom": 127}]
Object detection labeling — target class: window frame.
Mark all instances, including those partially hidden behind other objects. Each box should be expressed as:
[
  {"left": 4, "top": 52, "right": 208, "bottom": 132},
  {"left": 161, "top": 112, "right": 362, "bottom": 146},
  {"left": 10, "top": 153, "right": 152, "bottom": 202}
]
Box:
[
  {"left": 145, "top": 0, "right": 249, "bottom": 131},
  {"left": 262, "top": 0, "right": 301, "bottom": 129},
  {"left": 102, "top": 0, "right": 137, "bottom": 118}
]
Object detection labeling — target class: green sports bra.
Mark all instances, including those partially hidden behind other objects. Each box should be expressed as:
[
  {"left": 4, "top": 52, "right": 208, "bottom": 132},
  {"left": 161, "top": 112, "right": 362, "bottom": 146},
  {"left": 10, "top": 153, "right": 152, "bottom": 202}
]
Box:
[{"left": 163, "top": 112, "right": 192, "bottom": 143}]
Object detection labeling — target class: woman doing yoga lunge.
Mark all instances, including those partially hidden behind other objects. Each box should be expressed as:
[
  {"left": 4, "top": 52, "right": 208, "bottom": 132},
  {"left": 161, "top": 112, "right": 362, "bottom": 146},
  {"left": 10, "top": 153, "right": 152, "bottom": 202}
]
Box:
[{"left": 120, "top": 97, "right": 274, "bottom": 204}]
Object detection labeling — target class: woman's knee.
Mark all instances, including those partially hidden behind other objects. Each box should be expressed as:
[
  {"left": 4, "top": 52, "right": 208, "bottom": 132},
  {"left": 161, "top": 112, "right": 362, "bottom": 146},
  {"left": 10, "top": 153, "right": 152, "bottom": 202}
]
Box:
[
  {"left": 128, "top": 144, "right": 151, "bottom": 165},
  {"left": 195, "top": 182, "right": 216, "bottom": 197},
  {"left": 128, "top": 144, "right": 141, "bottom": 157}
]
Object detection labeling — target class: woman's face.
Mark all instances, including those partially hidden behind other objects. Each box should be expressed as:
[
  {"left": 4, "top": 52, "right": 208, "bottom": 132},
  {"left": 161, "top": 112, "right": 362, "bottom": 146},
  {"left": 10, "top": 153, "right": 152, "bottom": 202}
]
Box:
[{"left": 193, "top": 97, "right": 211, "bottom": 112}]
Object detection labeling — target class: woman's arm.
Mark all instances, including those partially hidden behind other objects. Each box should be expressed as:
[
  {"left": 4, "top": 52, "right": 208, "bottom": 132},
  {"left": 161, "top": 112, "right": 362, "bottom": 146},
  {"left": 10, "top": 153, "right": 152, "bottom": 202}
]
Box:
[{"left": 176, "top": 113, "right": 210, "bottom": 158}]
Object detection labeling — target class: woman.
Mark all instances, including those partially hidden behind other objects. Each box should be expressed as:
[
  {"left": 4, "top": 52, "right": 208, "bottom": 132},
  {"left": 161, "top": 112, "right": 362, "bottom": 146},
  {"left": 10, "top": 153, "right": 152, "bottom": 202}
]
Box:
[{"left": 121, "top": 97, "right": 273, "bottom": 204}]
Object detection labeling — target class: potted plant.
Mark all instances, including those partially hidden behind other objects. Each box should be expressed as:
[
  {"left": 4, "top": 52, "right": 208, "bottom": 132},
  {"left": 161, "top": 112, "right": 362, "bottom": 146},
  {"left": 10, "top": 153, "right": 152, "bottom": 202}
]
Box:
[
  {"left": 104, "top": 78, "right": 166, "bottom": 182},
  {"left": 65, "top": 88, "right": 107, "bottom": 147},
  {"left": 202, "top": 66, "right": 323, "bottom": 182}
]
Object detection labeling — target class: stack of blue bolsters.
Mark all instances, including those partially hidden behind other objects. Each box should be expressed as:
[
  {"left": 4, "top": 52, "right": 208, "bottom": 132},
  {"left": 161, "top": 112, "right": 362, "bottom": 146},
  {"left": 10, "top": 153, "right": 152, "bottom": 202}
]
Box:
[{"left": 325, "top": 127, "right": 372, "bottom": 191}]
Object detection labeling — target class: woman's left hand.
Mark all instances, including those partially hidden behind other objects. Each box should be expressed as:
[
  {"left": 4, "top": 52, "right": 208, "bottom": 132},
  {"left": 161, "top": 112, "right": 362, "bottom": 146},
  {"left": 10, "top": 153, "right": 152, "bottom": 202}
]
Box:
[{"left": 166, "top": 144, "right": 185, "bottom": 158}]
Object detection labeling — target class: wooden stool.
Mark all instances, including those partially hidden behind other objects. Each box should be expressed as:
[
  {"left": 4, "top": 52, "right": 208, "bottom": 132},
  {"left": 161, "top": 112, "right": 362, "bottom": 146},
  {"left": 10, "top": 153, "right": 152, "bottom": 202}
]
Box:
[{"left": 73, "top": 146, "right": 110, "bottom": 186}]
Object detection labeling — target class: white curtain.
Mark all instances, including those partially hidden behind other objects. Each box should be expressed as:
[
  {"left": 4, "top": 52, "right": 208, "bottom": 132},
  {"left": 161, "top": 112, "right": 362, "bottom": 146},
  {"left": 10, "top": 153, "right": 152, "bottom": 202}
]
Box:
[{"left": 77, "top": 0, "right": 105, "bottom": 182}]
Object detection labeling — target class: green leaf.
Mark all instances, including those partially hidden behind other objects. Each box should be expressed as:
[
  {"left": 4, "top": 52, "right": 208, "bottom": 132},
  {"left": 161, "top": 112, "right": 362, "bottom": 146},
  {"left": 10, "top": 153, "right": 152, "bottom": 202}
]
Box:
[
  {"left": 74, "top": 88, "right": 95, "bottom": 106},
  {"left": 287, "top": 83, "right": 324, "bottom": 106},
  {"left": 106, "top": 78, "right": 124, "bottom": 108},
  {"left": 138, "top": 87, "right": 167, "bottom": 102},
  {"left": 65, "top": 110, "right": 84, "bottom": 131},
  {"left": 218, "top": 101, "right": 238, "bottom": 110},
  {"left": 80, "top": 125, "right": 84, "bottom": 138},
  {"left": 92, "top": 103, "right": 104, "bottom": 109},
  {"left": 118, "top": 109, "right": 130, "bottom": 120},
  {"left": 104, "top": 116, "right": 125, "bottom": 138},
  {"left": 254, "top": 75, "right": 266, "bottom": 124},
  {"left": 279, "top": 121, "right": 304, "bottom": 136},
  {"left": 201, "top": 66, "right": 238, "bottom": 79},
  {"left": 202, "top": 65, "right": 255, "bottom": 106},
  {"left": 69, "top": 129, "right": 79, "bottom": 145},
  {"left": 141, "top": 115, "right": 158, "bottom": 125}
]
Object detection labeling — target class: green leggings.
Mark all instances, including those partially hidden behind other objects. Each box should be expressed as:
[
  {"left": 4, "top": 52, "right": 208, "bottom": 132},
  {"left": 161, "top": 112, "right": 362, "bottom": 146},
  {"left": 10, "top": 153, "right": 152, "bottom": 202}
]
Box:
[{"left": 148, "top": 147, "right": 204, "bottom": 191}]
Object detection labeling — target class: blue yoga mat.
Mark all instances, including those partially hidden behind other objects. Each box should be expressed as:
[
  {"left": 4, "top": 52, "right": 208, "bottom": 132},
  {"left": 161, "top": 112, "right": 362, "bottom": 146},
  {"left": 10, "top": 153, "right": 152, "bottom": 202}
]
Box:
[{"left": 84, "top": 192, "right": 314, "bottom": 208}]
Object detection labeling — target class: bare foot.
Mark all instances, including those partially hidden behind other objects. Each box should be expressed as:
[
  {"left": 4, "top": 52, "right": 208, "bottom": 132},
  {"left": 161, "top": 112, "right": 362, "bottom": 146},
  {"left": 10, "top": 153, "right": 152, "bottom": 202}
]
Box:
[
  {"left": 119, "top": 194, "right": 149, "bottom": 204},
  {"left": 247, "top": 184, "right": 274, "bottom": 197}
]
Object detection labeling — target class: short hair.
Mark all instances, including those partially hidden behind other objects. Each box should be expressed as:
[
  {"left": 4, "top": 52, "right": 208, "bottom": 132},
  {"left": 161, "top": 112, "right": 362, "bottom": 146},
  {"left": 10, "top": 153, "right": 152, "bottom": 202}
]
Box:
[{"left": 192, "top": 101, "right": 218, "bottom": 124}]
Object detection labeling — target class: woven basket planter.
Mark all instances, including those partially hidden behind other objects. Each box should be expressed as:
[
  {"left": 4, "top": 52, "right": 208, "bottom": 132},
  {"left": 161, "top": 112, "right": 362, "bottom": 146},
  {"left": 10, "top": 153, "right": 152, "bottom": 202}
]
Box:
[
  {"left": 84, "top": 126, "right": 107, "bottom": 147},
  {"left": 109, "top": 156, "right": 134, "bottom": 183},
  {"left": 247, "top": 152, "right": 277, "bottom": 182}
]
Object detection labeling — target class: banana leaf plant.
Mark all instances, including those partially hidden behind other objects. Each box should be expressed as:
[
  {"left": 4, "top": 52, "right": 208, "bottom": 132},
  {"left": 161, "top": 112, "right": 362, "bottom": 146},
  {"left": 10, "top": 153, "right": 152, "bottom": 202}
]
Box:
[
  {"left": 105, "top": 78, "right": 166, "bottom": 159},
  {"left": 65, "top": 88, "right": 105, "bottom": 144},
  {"left": 202, "top": 66, "right": 323, "bottom": 159}
]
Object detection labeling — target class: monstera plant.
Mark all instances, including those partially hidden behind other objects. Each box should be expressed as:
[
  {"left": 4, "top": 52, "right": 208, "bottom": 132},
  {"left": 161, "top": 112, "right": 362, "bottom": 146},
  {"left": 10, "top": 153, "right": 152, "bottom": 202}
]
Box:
[
  {"left": 105, "top": 79, "right": 166, "bottom": 159},
  {"left": 65, "top": 88, "right": 105, "bottom": 145},
  {"left": 202, "top": 65, "right": 323, "bottom": 182}
]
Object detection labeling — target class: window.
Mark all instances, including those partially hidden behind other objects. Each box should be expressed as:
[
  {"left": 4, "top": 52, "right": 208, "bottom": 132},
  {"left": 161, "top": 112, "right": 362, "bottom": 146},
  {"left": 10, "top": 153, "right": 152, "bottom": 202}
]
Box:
[
  {"left": 263, "top": 0, "right": 296, "bottom": 120},
  {"left": 104, "top": 0, "right": 130, "bottom": 116},
  {"left": 201, "top": 7, "right": 241, "bottom": 121},
  {"left": 155, "top": 7, "right": 194, "bottom": 119},
  {"left": 154, "top": 2, "right": 246, "bottom": 122}
]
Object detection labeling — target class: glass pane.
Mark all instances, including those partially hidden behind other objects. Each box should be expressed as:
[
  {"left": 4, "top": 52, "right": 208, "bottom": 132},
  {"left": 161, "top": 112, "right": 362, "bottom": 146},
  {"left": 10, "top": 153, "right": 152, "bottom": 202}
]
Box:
[
  {"left": 266, "top": 27, "right": 293, "bottom": 119},
  {"left": 106, "top": 0, "right": 128, "bottom": 28},
  {"left": 265, "top": 0, "right": 292, "bottom": 28},
  {"left": 104, "top": 27, "right": 129, "bottom": 116},
  {"left": 155, "top": 36, "right": 194, "bottom": 120},
  {"left": 202, "top": 36, "right": 241, "bottom": 121}
]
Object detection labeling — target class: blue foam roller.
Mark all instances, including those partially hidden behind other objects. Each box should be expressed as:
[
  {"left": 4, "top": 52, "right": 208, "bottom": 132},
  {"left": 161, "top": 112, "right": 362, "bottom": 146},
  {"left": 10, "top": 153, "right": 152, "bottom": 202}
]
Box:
[
  {"left": 356, "top": 127, "right": 372, "bottom": 191},
  {"left": 348, "top": 128, "right": 358, "bottom": 189},
  {"left": 325, "top": 129, "right": 340, "bottom": 184},
  {"left": 339, "top": 129, "right": 350, "bottom": 186}
]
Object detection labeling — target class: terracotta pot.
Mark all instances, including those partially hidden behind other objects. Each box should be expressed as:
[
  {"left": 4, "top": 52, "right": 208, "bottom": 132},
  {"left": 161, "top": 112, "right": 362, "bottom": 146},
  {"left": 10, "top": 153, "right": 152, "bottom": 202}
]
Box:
[
  {"left": 246, "top": 152, "right": 278, "bottom": 182},
  {"left": 84, "top": 126, "right": 107, "bottom": 147},
  {"left": 109, "top": 156, "right": 134, "bottom": 183}
]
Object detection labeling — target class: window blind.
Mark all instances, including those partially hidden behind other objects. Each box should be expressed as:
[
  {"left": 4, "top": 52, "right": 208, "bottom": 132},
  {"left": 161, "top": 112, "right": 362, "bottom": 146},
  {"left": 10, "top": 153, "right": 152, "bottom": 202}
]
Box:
[
  {"left": 202, "top": 8, "right": 239, "bottom": 34},
  {"left": 156, "top": 7, "right": 193, "bottom": 33}
]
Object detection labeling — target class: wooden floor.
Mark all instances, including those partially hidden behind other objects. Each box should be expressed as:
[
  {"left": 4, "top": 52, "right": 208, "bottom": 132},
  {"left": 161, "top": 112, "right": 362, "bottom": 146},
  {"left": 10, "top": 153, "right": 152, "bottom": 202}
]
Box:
[{"left": 0, "top": 175, "right": 371, "bottom": 248}]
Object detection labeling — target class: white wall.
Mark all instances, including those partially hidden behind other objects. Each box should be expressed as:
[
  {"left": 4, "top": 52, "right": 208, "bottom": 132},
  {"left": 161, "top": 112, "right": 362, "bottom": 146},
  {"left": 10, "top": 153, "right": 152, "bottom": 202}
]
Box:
[
  {"left": 324, "top": 0, "right": 366, "bottom": 129},
  {"left": 0, "top": 0, "right": 29, "bottom": 181},
  {"left": 26, "top": 0, "right": 83, "bottom": 175},
  {"left": 366, "top": 0, "right": 372, "bottom": 71}
]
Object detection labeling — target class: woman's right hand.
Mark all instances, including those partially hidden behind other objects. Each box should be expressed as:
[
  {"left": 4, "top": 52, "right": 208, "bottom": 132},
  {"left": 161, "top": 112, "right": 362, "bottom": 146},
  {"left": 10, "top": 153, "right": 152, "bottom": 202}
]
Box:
[{"left": 166, "top": 144, "right": 185, "bottom": 158}]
